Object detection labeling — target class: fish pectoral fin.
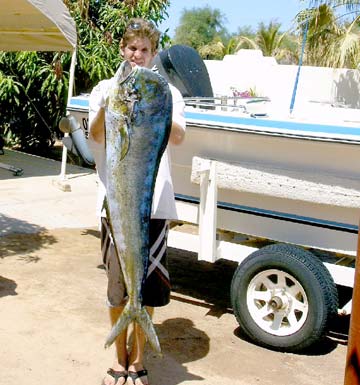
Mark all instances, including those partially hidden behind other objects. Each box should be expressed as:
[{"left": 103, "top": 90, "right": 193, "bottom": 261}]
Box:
[{"left": 119, "top": 119, "right": 130, "bottom": 160}]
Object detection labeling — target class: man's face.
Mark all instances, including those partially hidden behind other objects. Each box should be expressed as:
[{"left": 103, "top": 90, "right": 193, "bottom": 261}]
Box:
[{"left": 121, "top": 37, "right": 156, "bottom": 68}]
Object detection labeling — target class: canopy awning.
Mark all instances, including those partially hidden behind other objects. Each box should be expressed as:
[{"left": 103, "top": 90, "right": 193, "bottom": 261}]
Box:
[{"left": 0, "top": 0, "right": 77, "bottom": 51}]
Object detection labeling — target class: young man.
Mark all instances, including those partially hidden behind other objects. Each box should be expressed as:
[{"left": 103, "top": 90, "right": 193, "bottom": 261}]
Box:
[{"left": 88, "top": 18, "right": 186, "bottom": 385}]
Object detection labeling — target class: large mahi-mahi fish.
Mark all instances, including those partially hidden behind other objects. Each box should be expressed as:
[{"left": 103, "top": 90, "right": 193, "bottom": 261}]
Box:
[{"left": 104, "top": 60, "right": 172, "bottom": 353}]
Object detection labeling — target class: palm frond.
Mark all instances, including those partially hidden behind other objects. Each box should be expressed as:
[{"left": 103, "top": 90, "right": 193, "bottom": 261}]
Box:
[
  {"left": 327, "top": 14, "right": 360, "bottom": 66},
  {"left": 309, "top": 0, "right": 360, "bottom": 11}
]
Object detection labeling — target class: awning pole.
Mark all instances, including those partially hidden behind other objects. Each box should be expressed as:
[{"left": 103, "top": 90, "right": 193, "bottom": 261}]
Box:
[
  {"left": 57, "top": 48, "right": 77, "bottom": 191},
  {"left": 344, "top": 221, "right": 360, "bottom": 385}
]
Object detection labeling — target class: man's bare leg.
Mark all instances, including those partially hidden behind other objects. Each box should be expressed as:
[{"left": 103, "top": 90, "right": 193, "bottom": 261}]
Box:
[
  {"left": 103, "top": 306, "right": 128, "bottom": 385},
  {"left": 127, "top": 307, "right": 153, "bottom": 385}
]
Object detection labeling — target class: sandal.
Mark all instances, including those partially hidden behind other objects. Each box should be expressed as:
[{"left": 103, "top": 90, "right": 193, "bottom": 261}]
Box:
[
  {"left": 128, "top": 369, "right": 149, "bottom": 385},
  {"left": 102, "top": 368, "right": 128, "bottom": 385}
]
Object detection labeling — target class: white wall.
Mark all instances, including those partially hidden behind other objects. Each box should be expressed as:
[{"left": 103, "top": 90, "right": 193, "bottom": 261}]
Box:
[{"left": 204, "top": 50, "right": 360, "bottom": 117}]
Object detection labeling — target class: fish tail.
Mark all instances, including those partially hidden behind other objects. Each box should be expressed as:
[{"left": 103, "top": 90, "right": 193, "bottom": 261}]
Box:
[
  {"left": 104, "top": 302, "right": 162, "bottom": 355},
  {"left": 104, "top": 303, "right": 133, "bottom": 349},
  {"left": 136, "top": 307, "right": 162, "bottom": 355}
]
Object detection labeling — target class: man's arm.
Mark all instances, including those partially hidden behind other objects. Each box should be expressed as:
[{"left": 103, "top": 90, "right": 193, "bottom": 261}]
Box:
[
  {"left": 88, "top": 81, "right": 109, "bottom": 145},
  {"left": 169, "top": 121, "right": 185, "bottom": 145},
  {"left": 89, "top": 106, "right": 105, "bottom": 144},
  {"left": 168, "top": 84, "right": 186, "bottom": 146}
]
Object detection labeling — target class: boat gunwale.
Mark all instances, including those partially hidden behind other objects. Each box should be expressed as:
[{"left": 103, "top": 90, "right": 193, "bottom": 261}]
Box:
[{"left": 66, "top": 96, "right": 360, "bottom": 144}]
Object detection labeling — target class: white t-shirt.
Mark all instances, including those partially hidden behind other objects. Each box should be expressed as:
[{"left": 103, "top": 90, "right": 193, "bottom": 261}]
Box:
[{"left": 88, "top": 75, "right": 185, "bottom": 221}]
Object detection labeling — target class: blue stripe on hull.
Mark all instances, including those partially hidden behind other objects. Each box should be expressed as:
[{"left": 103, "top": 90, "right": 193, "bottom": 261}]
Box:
[
  {"left": 67, "top": 97, "right": 360, "bottom": 140},
  {"left": 68, "top": 98, "right": 89, "bottom": 107},
  {"left": 185, "top": 111, "right": 360, "bottom": 138}
]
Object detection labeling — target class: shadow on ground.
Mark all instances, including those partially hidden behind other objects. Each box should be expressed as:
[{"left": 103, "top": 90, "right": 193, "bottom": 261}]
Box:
[
  {"left": 0, "top": 214, "right": 47, "bottom": 237},
  {"left": 168, "top": 246, "right": 352, "bottom": 358},
  {"left": 233, "top": 325, "right": 342, "bottom": 356},
  {"left": 146, "top": 317, "right": 208, "bottom": 385},
  {"left": 0, "top": 214, "right": 57, "bottom": 259},
  {"left": 0, "top": 276, "right": 17, "bottom": 298},
  {"left": 81, "top": 228, "right": 100, "bottom": 239},
  {"left": 168, "top": 247, "right": 237, "bottom": 318}
]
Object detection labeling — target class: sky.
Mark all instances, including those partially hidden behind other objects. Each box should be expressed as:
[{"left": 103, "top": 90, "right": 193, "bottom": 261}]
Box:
[{"left": 160, "top": 0, "right": 308, "bottom": 37}]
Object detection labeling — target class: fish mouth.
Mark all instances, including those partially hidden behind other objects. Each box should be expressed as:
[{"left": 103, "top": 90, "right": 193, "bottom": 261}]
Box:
[{"left": 118, "top": 60, "right": 137, "bottom": 84}]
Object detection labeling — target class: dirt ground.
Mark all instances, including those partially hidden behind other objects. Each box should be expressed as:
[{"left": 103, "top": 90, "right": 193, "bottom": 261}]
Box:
[
  {"left": 0, "top": 149, "right": 351, "bottom": 385},
  {"left": 0, "top": 227, "right": 350, "bottom": 385}
]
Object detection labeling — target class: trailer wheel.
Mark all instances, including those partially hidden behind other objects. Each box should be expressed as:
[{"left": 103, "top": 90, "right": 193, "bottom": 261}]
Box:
[{"left": 230, "top": 243, "right": 338, "bottom": 352}]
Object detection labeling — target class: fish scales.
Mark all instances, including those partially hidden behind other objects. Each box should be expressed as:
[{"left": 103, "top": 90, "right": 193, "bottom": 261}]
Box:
[{"left": 103, "top": 60, "right": 172, "bottom": 354}]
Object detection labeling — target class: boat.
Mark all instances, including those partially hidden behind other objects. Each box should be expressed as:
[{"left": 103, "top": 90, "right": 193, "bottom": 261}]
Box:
[{"left": 172, "top": 96, "right": 360, "bottom": 256}]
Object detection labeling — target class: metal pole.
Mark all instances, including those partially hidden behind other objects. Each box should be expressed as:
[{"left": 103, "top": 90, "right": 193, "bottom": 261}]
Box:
[
  {"left": 344, "top": 223, "right": 360, "bottom": 385},
  {"left": 53, "top": 48, "right": 77, "bottom": 191},
  {"left": 60, "top": 48, "right": 77, "bottom": 181}
]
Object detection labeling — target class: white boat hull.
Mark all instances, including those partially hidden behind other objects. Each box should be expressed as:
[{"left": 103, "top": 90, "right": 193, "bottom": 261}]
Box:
[
  {"left": 171, "top": 107, "right": 360, "bottom": 256},
  {"left": 65, "top": 95, "right": 360, "bottom": 255}
]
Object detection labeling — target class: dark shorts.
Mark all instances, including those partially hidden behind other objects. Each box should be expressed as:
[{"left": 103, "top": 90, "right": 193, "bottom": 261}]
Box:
[{"left": 100, "top": 217, "right": 171, "bottom": 308}]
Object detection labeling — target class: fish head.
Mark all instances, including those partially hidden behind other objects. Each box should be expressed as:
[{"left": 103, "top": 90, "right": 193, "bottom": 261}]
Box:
[
  {"left": 115, "top": 60, "right": 135, "bottom": 84},
  {"left": 130, "top": 67, "right": 172, "bottom": 118},
  {"left": 107, "top": 60, "right": 138, "bottom": 115},
  {"left": 105, "top": 60, "right": 139, "bottom": 160},
  {"left": 105, "top": 61, "right": 172, "bottom": 161}
]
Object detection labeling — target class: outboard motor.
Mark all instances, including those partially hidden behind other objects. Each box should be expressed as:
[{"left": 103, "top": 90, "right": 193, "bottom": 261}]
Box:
[
  {"left": 59, "top": 114, "right": 95, "bottom": 166},
  {"left": 153, "top": 44, "right": 213, "bottom": 99}
]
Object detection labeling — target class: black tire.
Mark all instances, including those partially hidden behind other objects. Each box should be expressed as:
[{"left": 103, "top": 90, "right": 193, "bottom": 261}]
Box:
[{"left": 230, "top": 243, "right": 338, "bottom": 352}]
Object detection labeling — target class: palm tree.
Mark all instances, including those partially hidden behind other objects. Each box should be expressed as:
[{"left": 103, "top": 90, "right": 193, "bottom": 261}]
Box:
[
  {"left": 297, "top": 2, "right": 360, "bottom": 68},
  {"left": 310, "top": 0, "right": 360, "bottom": 9},
  {"left": 235, "top": 21, "right": 298, "bottom": 64},
  {"left": 0, "top": 0, "right": 171, "bottom": 152},
  {"left": 298, "top": 4, "right": 339, "bottom": 66},
  {"left": 326, "top": 14, "right": 360, "bottom": 68}
]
